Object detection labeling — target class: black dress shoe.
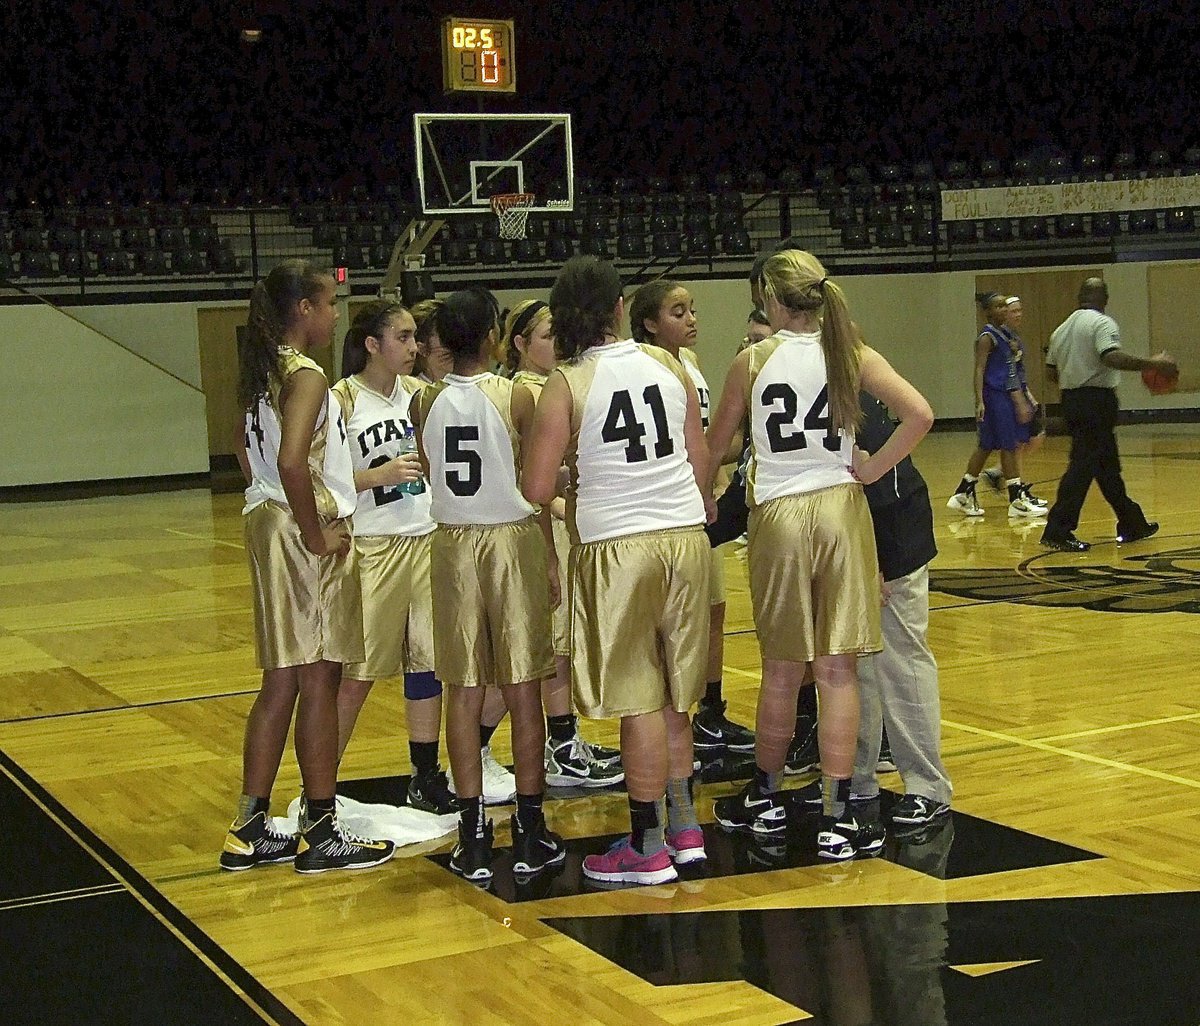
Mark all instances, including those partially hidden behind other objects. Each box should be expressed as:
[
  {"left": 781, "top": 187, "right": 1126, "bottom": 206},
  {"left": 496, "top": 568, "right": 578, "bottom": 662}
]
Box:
[
  {"left": 1041, "top": 531, "right": 1091, "bottom": 552},
  {"left": 1116, "top": 521, "right": 1159, "bottom": 543}
]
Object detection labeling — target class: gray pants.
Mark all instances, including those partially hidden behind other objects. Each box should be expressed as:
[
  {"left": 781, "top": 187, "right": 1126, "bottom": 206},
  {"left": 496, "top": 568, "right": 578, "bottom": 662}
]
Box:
[{"left": 851, "top": 565, "right": 952, "bottom": 804}]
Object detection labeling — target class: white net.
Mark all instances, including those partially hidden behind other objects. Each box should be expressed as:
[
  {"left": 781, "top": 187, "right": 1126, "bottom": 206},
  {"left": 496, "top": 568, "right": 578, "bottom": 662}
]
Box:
[{"left": 491, "top": 193, "right": 536, "bottom": 239}]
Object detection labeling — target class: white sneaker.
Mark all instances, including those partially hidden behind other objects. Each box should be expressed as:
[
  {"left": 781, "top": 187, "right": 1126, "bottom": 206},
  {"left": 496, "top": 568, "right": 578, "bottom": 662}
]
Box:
[
  {"left": 1008, "top": 495, "right": 1047, "bottom": 518},
  {"left": 1021, "top": 485, "right": 1049, "bottom": 508},
  {"left": 447, "top": 746, "right": 518, "bottom": 806},
  {"left": 947, "top": 490, "right": 984, "bottom": 516}
]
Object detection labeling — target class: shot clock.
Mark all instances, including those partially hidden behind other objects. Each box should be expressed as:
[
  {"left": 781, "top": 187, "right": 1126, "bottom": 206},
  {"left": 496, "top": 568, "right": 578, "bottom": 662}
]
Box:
[{"left": 441, "top": 17, "right": 516, "bottom": 94}]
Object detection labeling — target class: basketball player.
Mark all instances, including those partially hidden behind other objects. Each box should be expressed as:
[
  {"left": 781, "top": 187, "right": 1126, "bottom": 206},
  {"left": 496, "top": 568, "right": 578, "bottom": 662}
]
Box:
[
  {"left": 982, "top": 296, "right": 1048, "bottom": 496},
  {"left": 502, "top": 299, "right": 623, "bottom": 789},
  {"left": 523, "top": 256, "right": 711, "bottom": 886},
  {"left": 331, "top": 301, "right": 454, "bottom": 815},
  {"left": 415, "top": 288, "right": 564, "bottom": 882},
  {"left": 947, "top": 293, "right": 1043, "bottom": 518},
  {"left": 628, "top": 279, "right": 755, "bottom": 757},
  {"left": 413, "top": 298, "right": 516, "bottom": 805},
  {"left": 707, "top": 249, "right": 933, "bottom": 860},
  {"left": 222, "top": 259, "right": 394, "bottom": 874}
]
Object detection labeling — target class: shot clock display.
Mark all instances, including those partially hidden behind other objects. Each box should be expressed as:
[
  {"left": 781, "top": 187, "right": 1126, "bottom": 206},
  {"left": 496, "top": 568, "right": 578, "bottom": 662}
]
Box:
[{"left": 441, "top": 17, "right": 516, "bottom": 94}]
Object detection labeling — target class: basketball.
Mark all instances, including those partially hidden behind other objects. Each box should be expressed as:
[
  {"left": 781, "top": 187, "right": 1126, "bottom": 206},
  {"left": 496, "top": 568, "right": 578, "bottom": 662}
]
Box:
[{"left": 1142, "top": 366, "right": 1179, "bottom": 395}]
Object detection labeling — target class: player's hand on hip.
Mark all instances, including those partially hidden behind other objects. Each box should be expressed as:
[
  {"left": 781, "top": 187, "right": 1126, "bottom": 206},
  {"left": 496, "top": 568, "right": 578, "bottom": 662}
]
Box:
[{"left": 305, "top": 522, "right": 351, "bottom": 558}]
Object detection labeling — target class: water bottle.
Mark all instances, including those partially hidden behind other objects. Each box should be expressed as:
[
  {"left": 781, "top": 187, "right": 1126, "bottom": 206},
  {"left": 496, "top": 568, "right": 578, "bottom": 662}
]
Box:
[{"left": 398, "top": 424, "right": 425, "bottom": 495}]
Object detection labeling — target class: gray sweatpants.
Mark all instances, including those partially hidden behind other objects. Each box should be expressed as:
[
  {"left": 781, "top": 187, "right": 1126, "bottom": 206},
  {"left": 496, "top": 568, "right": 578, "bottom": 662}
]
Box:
[{"left": 851, "top": 564, "right": 952, "bottom": 804}]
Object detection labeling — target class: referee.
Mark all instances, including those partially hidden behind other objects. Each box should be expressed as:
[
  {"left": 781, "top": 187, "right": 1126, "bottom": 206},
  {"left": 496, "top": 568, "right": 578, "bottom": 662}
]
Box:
[{"left": 1041, "top": 277, "right": 1178, "bottom": 552}]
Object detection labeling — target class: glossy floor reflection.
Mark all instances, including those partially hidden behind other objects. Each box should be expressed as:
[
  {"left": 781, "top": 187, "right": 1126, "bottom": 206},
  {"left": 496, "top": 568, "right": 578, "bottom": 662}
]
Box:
[
  {"left": 422, "top": 793, "right": 1099, "bottom": 903},
  {"left": 546, "top": 891, "right": 1200, "bottom": 1025}
]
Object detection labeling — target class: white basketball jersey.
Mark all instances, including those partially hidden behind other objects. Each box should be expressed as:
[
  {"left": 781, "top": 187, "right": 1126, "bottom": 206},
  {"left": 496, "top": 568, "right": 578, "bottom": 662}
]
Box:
[
  {"left": 559, "top": 340, "right": 705, "bottom": 544},
  {"left": 679, "top": 348, "right": 711, "bottom": 428},
  {"left": 419, "top": 373, "right": 535, "bottom": 526},
  {"left": 333, "top": 375, "right": 435, "bottom": 538},
  {"left": 243, "top": 349, "right": 356, "bottom": 520},
  {"left": 746, "top": 330, "right": 855, "bottom": 507}
]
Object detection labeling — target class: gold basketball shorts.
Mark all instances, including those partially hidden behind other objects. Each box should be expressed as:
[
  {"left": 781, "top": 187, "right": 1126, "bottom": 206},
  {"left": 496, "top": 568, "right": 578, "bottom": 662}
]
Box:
[
  {"left": 244, "top": 501, "right": 364, "bottom": 671},
  {"left": 431, "top": 517, "right": 555, "bottom": 688},
  {"left": 748, "top": 483, "right": 882, "bottom": 663},
  {"left": 551, "top": 517, "right": 571, "bottom": 657},
  {"left": 709, "top": 543, "right": 728, "bottom": 606},
  {"left": 343, "top": 532, "right": 434, "bottom": 681},
  {"left": 569, "top": 525, "right": 709, "bottom": 719}
]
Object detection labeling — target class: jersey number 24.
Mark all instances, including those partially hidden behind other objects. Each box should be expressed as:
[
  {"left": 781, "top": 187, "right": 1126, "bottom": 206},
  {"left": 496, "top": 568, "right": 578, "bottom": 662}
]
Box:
[{"left": 762, "top": 384, "right": 841, "bottom": 453}]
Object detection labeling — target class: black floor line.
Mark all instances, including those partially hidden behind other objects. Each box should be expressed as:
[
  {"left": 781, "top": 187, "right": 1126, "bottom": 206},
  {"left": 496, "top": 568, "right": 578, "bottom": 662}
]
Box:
[
  {"left": 0, "top": 688, "right": 260, "bottom": 726},
  {"left": 0, "top": 747, "right": 305, "bottom": 1026}
]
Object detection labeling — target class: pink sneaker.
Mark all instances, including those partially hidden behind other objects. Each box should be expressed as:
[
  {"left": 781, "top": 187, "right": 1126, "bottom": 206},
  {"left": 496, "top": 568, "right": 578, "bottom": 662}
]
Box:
[
  {"left": 666, "top": 827, "right": 707, "bottom": 865},
  {"left": 582, "top": 837, "right": 679, "bottom": 885}
]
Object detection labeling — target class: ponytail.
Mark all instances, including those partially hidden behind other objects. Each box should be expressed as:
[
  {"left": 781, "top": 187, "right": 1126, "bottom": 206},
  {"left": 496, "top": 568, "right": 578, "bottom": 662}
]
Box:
[{"left": 549, "top": 256, "right": 623, "bottom": 361}]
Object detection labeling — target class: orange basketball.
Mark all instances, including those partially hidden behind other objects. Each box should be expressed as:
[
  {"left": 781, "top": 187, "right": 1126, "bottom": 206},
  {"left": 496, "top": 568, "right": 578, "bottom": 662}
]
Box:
[{"left": 1142, "top": 366, "right": 1179, "bottom": 395}]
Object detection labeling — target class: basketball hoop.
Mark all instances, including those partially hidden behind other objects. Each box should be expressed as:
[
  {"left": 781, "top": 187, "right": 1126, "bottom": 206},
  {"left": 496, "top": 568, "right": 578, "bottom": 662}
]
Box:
[{"left": 491, "top": 193, "right": 536, "bottom": 240}]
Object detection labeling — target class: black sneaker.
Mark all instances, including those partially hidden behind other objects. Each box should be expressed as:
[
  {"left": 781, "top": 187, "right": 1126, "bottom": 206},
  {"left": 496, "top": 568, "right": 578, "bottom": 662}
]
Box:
[
  {"left": 891, "top": 794, "right": 950, "bottom": 826},
  {"left": 795, "top": 779, "right": 877, "bottom": 807},
  {"left": 581, "top": 736, "right": 621, "bottom": 766},
  {"left": 293, "top": 812, "right": 395, "bottom": 874},
  {"left": 982, "top": 467, "right": 1003, "bottom": 491},
  {"left": 818, "top": 814, "right": 886, "bottom": 861},
  {"left": 693, "top": 699, "right": 756, "bottom": 752},
  {"left": 408, "top": 768, "right": 456, "bottom": 815},
  {"left": 545, "top": 736, "right": 626, "bottom": 788},
  {"left": 714, "top": 780, "right": 787, "bottom": 835},
  {"left": 1116, "top": 520, "right": 1159, "bottom": 544},
  {"left": 219, "top": 812, "right": 298, "bottom": 871},
  {"left": 1041, "top": 530, "right": 1090, "bottom": 552},
  {"left": 449, "top": 818, "right": 495, "bottom": 882},
  {"left": 510, "top": 814, "right": 567, "bottom": 875},
  {"left": 784, "top": 720, "right": 819, "bottom": 775}
]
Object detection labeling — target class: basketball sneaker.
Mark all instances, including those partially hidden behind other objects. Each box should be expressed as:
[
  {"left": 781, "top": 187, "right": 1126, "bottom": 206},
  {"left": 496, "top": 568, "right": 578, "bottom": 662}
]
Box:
[
  {"left": 785, "top": 720, "right": 820, "bottom": 775},
  {"left": 407, "top": 768, "right": 456, "bottom": 815},
  {"left": 890, "top": 794, "right": 950, "bottom": 826},
  {"left": 510, "top": 814, "right": 567, "bottom": 875},
  {"left": 714, "top": 780, "right": 788, "bottom": 835},
  {"left": 293, "top": 811, "right": 395, "bottom": 874},
  {"left": 947, "top": 488, "right": 984, "bottom": 516},
  {"left": 982, "top": 467, "right": 1003, "bottom": 491},
  {"left": 1008, "top": 493, "right": 1046, "bottom": 518},
  {"left": 692, "top": 699, "right": 756, "bottom": 752},
  {"left": 665, "top": 827, "right": 707, "bottom": 865},
  {"left": 449, "top": 818, "right": 495, "bottom": 882},
  {"left": 817, "top": 814, "right": 886, "bottom": 861},
  {"left": 449, "top": 747, "right": 517, "bottom": 805},
  {"left": 545, "top": 736, "right": 625, "bottom": 788},
  {"left": 580, "top": 736, "right": 621, "bottom": 767},
  {"left": 219, "top": 812, "right": 298, "bottom": 871},
  {"left": 1021, "top": 484, "right": 1048, "bottom": 508},
  {"left": 582, "top": 837, "right": 678, "bottom": 885}
]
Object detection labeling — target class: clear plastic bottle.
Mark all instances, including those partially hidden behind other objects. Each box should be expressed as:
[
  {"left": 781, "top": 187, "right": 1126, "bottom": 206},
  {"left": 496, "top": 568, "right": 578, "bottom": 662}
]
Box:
[{"left": 398, "top": 424, "right": 425, "bottom": 495}]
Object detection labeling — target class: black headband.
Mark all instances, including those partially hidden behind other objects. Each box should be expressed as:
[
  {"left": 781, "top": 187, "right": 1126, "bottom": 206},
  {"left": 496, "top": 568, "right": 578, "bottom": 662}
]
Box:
[{"left": 510, "top": 301, "right": 548, "bottom": 342}]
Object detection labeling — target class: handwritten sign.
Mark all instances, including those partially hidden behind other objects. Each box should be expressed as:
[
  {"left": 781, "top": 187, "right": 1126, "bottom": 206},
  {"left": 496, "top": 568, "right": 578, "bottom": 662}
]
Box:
[{"left": 941, "top": 176, "right": 1200, "bottom": 221}]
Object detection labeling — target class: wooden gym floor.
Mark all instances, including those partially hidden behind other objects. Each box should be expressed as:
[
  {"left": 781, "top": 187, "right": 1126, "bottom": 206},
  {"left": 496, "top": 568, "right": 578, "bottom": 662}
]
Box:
[{"left": 2, "top": 426, "right": 1200, "bottom": 1025}]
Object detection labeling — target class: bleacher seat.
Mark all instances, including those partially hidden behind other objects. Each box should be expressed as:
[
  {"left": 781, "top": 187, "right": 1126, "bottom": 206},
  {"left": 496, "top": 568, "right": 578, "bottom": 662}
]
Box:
[
  {"left": 1079, "top": 154, "right": 1104, "bottom": 179},
  {"left": 651, "top": 232, "right": 682, "bottom": 257},
  {"left": 875, "top": 224, "right": 906, "bottom": 247},
  {"left": 1090, "top": 212, "right": 1120, "bottom": 236},
  {"left": 721, "top": 228, "right": 752, "bottom": 255},
  {"left": 15, "top": 227, "right": 46, "bottom": 252},
  {"left": 1055, "top": 214, "right": 1085, "bottom": 238},
  {"left": 171, "top": 248, "right": 208, "bottom": 273},
  {"left": 948, "top": 220, "right": 977, "bottom": 244},
  {"left": 984, "top": 219, "right": 1013, "bottom": 242},
  {"left": 190, "top": 225, "right": 218, "bottom": 250},
  {"left": 979, "top": 159, "right": 1003, "bottom": 181},
  {"left": 838, "top": 225, "right": 868, "bottom": 248},
  {"left": 138, "top": 248, "right": 170, "bottom": 275},
  {"left": 579, "top": 235, "right": 610, "bottom": 258},
  {"left": 440, "top": 239, "right": 472, "bottom": 264},
  {"left": 545, "top": 235, "right": 573, "bottom": 261},
  {"left": 57, "top": 249, "right": 83, "bottom": 275},
  {"left": 20, "top": 251, "right": 54, "bottom": 276},
  {"left": 512, "top": 238, "right": 542, "bottom": 262},
  {"left": 1112, "top": 152, "right": 1137, "bottom": 177},
  {"left": 617, "top": 233, "right": 648, "bottom": 259},
  {"left": 122, "top": 227, "right": 153, "bottom": 250},
  {"left": 1148, "top": 150, "right": 1173, "bottom": 176},
  {"left": 100, "top": 250, "right": 135, "bottom": 275},
  {"left": 1129, "top": 211, "right": 1157, "bottom": 234},
  {"left": 1018, "top": 217, "right": 1049, "bottom": 240},
  {"left": 477, "top": 237, "right": 507, "bottom": 263},
  {"left": 1165, "top": 208, "right": 1194, "bottom": 232},
  {"left": 1045, "top": 155, "right": 1072, "bottom": 181},
  {"left": 829, "top": 206, "right": 857, "bottom": 229},
  {"left": 686, "top": 231, "right": 713, "bottom": 257}
]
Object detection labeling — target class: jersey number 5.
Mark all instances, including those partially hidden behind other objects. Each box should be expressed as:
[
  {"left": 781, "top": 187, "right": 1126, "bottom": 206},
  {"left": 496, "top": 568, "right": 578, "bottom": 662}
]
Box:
[
  {"left": 445, "top": 426, "right": 483, "bottom": 496},
  {"left": 602, "top": 385, "right": 676, "bottom": 464},
  {"left": 762, "top": 384, "right": 841, "bottom": 453}
]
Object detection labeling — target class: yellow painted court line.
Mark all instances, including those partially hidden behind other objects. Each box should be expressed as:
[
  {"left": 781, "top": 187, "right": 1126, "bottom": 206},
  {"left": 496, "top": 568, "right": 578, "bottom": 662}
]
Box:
[
  {"left": 1041, "top": 711, "right": 1200, "bottom": 743},
  {"left": 0, "top": 883, "right": 125, "bottom": 914},
  {"left": 163, "top": 528, "right": 245, "bottom": 550},
  {"left": 941, "top": 718, "right": 1200, "bottom": 789}
]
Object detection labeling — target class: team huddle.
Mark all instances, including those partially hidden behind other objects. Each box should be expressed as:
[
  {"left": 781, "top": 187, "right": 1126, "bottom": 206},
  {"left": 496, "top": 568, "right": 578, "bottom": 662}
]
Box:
[{"left": 221, "top": 249, "right": 933, "bottom": 887}]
